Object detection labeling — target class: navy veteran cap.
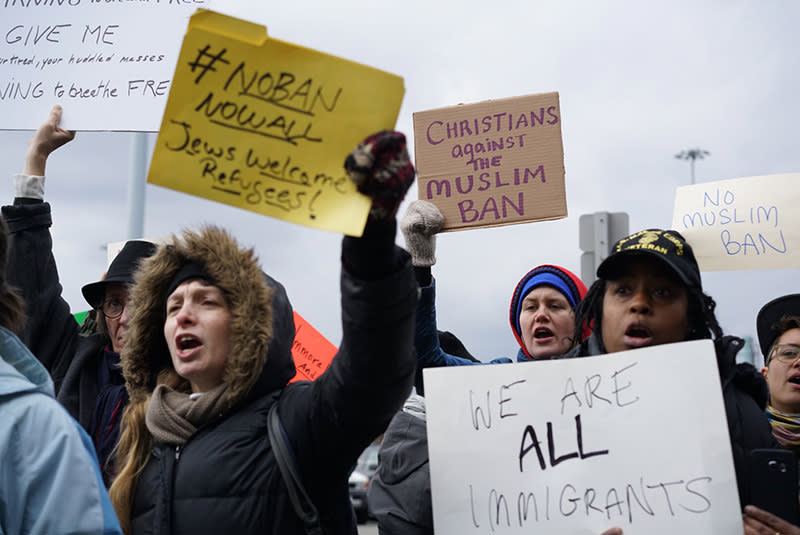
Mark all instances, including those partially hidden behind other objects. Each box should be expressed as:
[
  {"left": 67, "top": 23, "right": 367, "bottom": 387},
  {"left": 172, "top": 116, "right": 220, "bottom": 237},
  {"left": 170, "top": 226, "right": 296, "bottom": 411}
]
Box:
[
  {"left": 756, "top": 294, "right": 800, "bottom": 358},
  {"left": 597, "top": 229, "right": 702, "bottom": 290}
]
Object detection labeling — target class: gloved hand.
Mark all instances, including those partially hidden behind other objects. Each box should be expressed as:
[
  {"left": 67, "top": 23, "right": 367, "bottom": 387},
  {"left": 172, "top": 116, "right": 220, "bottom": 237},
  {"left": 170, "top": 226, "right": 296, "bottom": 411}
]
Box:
[
  {"left": 344, "top": 130, "right": 416, "bottom": 222},
  {"left": 399, "top": 200, "right": 444, "bottom": 267}
]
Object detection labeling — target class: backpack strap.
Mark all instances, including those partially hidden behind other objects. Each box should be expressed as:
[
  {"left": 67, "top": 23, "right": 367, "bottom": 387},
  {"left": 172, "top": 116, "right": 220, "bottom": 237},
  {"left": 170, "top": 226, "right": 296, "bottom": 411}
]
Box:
[{"left": 268, "top": 401, "right": 323, "bottom": 535}]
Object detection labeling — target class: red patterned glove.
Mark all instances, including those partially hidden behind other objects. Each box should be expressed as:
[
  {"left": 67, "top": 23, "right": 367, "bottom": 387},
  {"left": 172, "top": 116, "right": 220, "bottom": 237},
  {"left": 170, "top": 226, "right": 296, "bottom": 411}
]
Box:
[{"left": 344, "top": 130, "right": 416, "bottom": 221}]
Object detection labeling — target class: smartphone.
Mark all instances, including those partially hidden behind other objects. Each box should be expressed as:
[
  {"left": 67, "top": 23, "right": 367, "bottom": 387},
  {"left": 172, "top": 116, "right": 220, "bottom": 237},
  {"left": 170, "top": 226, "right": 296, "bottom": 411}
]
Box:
[{"left": 748, "top": 448, "right": 799, "bottom": 525}]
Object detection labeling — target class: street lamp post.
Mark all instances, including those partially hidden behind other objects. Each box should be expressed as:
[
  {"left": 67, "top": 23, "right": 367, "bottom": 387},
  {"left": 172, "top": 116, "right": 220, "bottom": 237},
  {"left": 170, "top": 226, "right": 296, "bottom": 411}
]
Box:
[{"left": 674, "top": 148, "right": 710, "bottom": 185}]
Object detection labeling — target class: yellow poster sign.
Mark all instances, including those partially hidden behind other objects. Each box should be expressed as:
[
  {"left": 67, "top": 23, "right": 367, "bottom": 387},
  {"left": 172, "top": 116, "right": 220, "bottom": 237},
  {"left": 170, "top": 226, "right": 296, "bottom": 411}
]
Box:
[{"left": 148, "top": 9, "right": 405, "bottom": 235}]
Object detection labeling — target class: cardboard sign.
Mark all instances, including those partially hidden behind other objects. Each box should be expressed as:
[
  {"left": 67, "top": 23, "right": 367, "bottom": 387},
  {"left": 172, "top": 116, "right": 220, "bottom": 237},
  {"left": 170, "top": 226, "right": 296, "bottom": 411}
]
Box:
[
  {"left": 671, "top": 173, "right": 800, "bottom": 271},
  {"left": 423, "top": 340, "right": 741, "bottom": 535},
  {"left": 289, "top": 310, "right": 336, "bottom": 383},
  {"left": 147, "top": 9, "right": 405, "bottom": 235},
  {"left": 0, "top": 0, "right": 205, "bottom": 131},
  {"left": 412, "top": 92, "right": 566, "bottom": 231}
]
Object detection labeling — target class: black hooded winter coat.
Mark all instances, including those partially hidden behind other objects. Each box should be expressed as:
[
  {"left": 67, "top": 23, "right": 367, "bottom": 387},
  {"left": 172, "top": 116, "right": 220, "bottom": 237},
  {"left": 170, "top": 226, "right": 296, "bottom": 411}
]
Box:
[{"left": 121, "top": 225, "right": 417, "bottom": 535}]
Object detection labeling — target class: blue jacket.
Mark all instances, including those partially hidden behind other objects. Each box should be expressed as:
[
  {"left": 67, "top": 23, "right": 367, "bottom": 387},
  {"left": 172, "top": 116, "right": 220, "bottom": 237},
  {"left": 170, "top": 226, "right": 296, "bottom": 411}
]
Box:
[
  {"left": 0, "top": 326, "right": 121, "bottom": 535},
  {"left": 414, "top": 281, "right": 522, "bottom": 394}
]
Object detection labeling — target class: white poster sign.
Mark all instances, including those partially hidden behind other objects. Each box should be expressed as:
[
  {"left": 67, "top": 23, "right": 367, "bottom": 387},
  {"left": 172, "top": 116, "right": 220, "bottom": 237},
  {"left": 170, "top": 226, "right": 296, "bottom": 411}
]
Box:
[
  {"left": 423, "top": 340, "right": 742, "bottom": 535},
  {"left": 671, "top": 173, "right": 800, "bottom": 271},
  {"left": 0, "top": 0, "right": 209, "bottom": 131}
]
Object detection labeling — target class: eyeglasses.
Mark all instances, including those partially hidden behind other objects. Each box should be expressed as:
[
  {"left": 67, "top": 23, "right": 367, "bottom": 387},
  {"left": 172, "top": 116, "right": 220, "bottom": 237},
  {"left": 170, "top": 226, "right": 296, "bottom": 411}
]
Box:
[
  {"left": 101, "top": 297, "right": 127, "bottom": 319},
  {"left": 768, "top": 344, "right": 800, "bottom": 366}
]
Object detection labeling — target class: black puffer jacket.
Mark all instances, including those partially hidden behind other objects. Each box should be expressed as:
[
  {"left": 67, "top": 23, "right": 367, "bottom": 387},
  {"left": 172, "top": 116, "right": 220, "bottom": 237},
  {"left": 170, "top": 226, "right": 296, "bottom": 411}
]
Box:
[
  {"left": 122, "top": 225, "right": 417, "bottom": 535},
  {"left": 561, "top": 332, "right": 778, "bottom": 508},
  {"left": 2, "top": 201, "right": 108, "bottom": 428}
]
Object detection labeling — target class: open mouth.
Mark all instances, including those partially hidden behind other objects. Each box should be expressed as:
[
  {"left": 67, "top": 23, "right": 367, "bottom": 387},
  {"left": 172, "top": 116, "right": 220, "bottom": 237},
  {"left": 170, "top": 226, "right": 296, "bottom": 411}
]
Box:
[
  {"left": 533, "top": 327, "right": 554, "bottom": 340},
  {"left": 788, "top": 376, "right": 800, "bottom": 386},
  {"left": 177, "top": 334, "right": 201, "bottom": 351},
  {"left": 623, "top": 324, "right": 653, "bottom": 347}
]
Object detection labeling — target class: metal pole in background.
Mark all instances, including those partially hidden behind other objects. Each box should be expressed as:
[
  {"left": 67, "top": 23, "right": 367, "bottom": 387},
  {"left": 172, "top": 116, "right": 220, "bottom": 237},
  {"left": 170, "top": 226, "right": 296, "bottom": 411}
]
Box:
[
  {"left": 674, "top": 148, "right": 710, "bottom": 185},
  {"left": 579, "top": 212, "right": 629, "bottom": 285},
  {"left": 127, "top": 132, "right": 148, "bottom": 239}
]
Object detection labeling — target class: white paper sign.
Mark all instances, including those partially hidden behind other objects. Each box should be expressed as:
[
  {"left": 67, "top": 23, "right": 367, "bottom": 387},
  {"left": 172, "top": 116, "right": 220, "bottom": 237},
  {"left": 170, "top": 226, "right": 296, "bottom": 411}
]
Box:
[
  {"left": 423, "top": 340, "right": 742, "bottom": 535},
  {"left": 0, "top": 0, "right": 209, "bottom": 131},
  {"left": 671, "top": 173, "right": 800, "bottom": 271}
]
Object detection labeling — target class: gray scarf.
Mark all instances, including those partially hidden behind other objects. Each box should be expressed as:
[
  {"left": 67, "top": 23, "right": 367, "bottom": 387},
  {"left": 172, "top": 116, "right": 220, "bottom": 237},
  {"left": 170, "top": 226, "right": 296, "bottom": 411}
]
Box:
[{"left": 145, "top": 383, "right": 231, "bottom": 445}]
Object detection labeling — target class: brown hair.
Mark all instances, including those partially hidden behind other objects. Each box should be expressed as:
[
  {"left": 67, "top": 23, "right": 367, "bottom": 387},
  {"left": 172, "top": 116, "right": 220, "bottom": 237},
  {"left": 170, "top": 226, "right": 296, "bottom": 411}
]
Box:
[
  {"left": 109, "top": 369, "right": 189, "bottom": 534},
  {"left": 110, "top": 226, "right": 279, "bottom": 532}
]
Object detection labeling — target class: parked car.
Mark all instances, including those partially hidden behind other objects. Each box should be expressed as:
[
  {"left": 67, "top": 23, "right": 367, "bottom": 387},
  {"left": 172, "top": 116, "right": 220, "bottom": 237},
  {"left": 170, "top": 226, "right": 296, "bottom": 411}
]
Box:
[
  {"left": 348, "top": 443, "right": 381, "bottom": 524},
  {"left": 356, "top": 443, "right": 380, "bottom": 480},
  {"left": 348, "top": 469, "right": 370, "bottom": 524}
]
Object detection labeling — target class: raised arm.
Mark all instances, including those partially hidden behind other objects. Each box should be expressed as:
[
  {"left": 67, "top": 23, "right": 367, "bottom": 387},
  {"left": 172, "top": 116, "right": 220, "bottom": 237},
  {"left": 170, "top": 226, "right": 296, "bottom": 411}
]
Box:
[
  {"left": 2, "top": 105, "right": 79, "bottom": 389},
  {"left": 23, "top": 105, "right": 75, "bottom": 177},
  {"left": 286, "top": 131, "right": 418, "bottom": 487},
  {"left": 401, "top": 200, "right": 492, "bottom": 394}
]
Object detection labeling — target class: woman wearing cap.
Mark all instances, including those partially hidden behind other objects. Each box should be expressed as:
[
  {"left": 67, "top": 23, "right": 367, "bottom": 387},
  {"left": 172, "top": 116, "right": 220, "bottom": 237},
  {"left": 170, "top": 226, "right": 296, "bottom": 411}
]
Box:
[
  {"left": 2, "top": 105, "right": 157, "bottom": 484},
  {"left": 757, "top": 294, "right": 800, "bottom": 454},
  {"left": 740, "top": 294, "right": 800, "bottom": 534},
  {"left": 564, "top": 228, "right": 777, "bottom": 510},
  {"left": 398, "top": 200, "right": 588, "bottom": 393},
  {"left": 109, "top": 131, "right": 417, "bottom": 534}
]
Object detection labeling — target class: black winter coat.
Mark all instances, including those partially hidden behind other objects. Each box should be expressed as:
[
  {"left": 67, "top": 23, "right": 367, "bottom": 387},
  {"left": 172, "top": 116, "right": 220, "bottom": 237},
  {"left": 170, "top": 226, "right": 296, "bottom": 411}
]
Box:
[
  {"left": 124, "top": 225, "right": 418, "bottom": 535},
  {"left": 2, "top": 201, "right": 105, "bottom": 429}
]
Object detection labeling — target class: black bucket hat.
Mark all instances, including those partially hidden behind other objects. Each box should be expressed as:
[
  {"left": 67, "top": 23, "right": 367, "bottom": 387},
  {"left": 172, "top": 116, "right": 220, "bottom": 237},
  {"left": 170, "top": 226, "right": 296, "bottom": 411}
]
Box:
[
  {"left": 597, "top": 229, "right": 702, "bottom": 290},
  {"left": 756, "top": 294, "right": 800, "bottom": 358},
  {"left": 81, "top": 240, "right": 157, "bottom": 309}
]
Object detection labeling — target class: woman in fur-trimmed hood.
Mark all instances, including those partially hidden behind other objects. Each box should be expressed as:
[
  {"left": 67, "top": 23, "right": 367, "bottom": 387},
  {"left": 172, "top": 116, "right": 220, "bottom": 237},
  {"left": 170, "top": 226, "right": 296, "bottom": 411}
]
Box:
[
  {"left": 120, "top": 225, "right": 294, "bottom": 412},
  {"left": 109, "top": 131, "right": 419, "bottom": 535}
]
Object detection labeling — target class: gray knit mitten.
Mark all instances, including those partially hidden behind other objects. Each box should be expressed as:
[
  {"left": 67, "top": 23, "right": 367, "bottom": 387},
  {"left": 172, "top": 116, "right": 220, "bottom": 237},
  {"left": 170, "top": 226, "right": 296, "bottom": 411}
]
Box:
[{"left": 400, "top": 200, "right": 444, "bottom": 267}]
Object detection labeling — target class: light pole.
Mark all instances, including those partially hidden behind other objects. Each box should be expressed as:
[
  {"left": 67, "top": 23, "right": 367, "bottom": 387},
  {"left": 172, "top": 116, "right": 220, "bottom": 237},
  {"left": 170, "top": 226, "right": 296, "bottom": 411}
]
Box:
[{"left": 674, "top": 148, "right": 710, "bottom": 185}]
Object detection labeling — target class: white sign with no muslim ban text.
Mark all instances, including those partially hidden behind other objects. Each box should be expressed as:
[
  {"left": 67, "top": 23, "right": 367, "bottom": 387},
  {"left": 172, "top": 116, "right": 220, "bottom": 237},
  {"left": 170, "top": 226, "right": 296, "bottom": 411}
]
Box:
[
  {"left": 671, "top": 173, "right": 800, "bottom": 271},
  {"left": 423, "top": 340, "right": 741, "bottom": 535}
]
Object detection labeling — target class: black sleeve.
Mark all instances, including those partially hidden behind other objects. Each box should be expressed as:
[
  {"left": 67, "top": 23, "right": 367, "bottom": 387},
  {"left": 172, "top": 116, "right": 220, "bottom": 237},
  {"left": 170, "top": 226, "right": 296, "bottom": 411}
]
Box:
[
  {"left": 283, "top": 221, "right": 418, "bottom": 493},
  {"left": 2, "top": 202, "right": 79, "bottom": 392}
]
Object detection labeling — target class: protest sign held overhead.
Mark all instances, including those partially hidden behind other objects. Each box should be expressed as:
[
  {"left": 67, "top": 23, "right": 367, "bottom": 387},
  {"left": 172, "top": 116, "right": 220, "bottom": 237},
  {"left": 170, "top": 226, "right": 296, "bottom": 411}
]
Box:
[
  {"left": 671, "top": 173, "right": 800, "bottom": 271},
  {"left": 0, "top": 0, "right": 205, "bottom": 131},
  {"left": 413, "top": 92, "right": 566, "bottom": 231},
  {"left": 147, "top": 9, "right": 404, "bottom": 235},
  {"left": 423, "top": 340, "right": 741, "bottom": 535}
]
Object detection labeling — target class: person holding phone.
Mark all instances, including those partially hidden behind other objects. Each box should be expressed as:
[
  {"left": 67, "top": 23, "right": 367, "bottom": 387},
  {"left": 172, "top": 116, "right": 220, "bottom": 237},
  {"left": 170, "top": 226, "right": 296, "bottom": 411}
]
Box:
[
  {"left": 740, "top": 294, "right": 800, "bottom": 530},
  {"left": 744, "top": 505, "right": 800, "bottom": 535},
  {"left": 757, "top": 294, "right": 800, "bottom": 456}
]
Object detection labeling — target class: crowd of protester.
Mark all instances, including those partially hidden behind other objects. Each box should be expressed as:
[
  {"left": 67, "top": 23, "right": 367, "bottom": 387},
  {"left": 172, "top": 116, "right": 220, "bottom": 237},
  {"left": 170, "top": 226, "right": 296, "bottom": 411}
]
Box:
[{"left": 1, "top": 106, "right": 798, "bottom": 535}]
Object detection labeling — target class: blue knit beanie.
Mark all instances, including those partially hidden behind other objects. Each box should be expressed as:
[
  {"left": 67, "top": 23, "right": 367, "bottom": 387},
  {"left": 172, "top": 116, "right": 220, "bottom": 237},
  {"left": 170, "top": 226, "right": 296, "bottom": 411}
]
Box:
[{"left": 509, "top": 265, "right": 588, "bottom": 340}]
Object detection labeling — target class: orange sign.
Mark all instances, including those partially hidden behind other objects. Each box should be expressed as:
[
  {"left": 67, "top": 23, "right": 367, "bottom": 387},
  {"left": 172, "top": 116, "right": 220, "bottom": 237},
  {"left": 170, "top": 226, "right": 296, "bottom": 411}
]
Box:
[{"left": 289, "top": 310, "right": 337, "bottom": 382}]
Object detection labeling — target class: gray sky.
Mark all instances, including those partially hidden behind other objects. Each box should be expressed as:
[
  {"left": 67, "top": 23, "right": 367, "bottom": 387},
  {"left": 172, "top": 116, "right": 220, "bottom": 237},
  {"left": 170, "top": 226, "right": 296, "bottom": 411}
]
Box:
[{"left": 0, "top": 1, "right": 797, "bottom": 365}]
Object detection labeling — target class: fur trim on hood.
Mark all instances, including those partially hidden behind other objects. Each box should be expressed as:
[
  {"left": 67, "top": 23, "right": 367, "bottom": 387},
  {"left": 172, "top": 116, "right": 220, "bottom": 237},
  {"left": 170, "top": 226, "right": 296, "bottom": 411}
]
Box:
[{"left": 121, "top": 226, "right": 296, "bottom": 409}]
